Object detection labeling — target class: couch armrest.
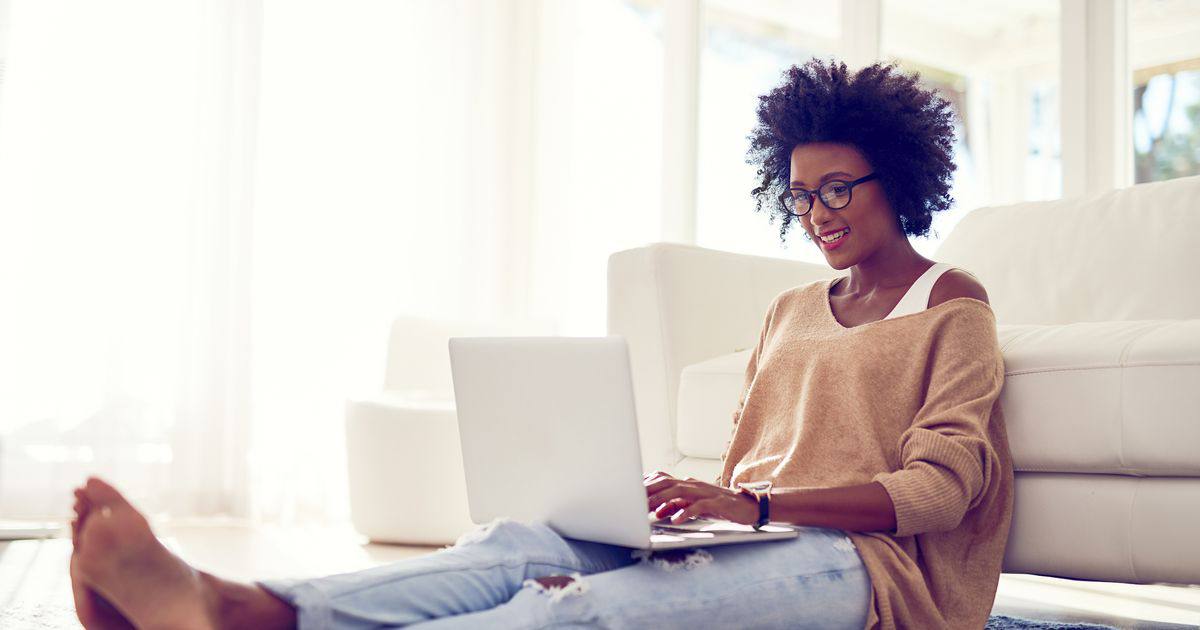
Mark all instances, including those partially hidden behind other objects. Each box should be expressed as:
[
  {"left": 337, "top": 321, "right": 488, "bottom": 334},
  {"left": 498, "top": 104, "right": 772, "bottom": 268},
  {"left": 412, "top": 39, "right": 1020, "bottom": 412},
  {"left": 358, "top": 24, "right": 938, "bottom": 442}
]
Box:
[
  {"left": 606, "top": 242, "right": 831, "bottom": 472},
  {"left": 383, "top": 316, "right": 557, "bottom": 398},
  {"left": 343, "top": 392, "right": 475, "bottom": 544}
]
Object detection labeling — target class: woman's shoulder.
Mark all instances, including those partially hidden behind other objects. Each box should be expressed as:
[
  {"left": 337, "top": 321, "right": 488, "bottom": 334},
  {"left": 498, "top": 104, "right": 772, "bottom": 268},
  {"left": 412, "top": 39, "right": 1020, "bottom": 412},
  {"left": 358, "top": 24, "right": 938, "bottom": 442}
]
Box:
[{"left": 929, "top": 267, "right": 990, "bottom": 308}]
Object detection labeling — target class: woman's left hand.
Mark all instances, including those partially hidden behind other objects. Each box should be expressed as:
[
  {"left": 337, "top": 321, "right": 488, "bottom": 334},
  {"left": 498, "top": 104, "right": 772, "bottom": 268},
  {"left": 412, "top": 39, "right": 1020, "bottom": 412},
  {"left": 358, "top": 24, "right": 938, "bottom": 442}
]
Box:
[{"left": 643, "top": 471, "right": 758, "bottom": 525}]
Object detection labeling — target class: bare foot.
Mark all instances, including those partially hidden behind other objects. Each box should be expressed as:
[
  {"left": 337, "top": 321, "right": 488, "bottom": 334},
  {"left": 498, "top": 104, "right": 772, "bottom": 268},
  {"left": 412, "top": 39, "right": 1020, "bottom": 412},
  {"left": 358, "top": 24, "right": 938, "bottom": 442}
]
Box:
[
  {"left": 70, "top": 485, "right": 134, "bottom": 630},
  {"left": 70, "top": 477, "right": 217, "bottom": 629},
  {"left": 69, "top": 477, "right": 298, "bottom": 630}
]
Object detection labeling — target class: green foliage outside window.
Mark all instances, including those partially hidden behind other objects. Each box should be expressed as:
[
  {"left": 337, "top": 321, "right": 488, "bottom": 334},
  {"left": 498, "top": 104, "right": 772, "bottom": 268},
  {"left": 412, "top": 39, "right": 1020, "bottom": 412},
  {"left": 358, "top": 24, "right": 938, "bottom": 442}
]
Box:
[{"left": 1133, "top": 68, "right": 1200, "bottom": 184}]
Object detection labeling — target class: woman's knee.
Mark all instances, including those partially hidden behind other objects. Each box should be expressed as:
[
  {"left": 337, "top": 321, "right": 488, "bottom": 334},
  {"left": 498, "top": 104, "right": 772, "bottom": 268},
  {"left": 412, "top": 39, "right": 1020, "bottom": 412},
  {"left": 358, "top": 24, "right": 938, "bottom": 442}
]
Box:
[{"left": 448, "top": 517, "right": 561, "bottom": 553}]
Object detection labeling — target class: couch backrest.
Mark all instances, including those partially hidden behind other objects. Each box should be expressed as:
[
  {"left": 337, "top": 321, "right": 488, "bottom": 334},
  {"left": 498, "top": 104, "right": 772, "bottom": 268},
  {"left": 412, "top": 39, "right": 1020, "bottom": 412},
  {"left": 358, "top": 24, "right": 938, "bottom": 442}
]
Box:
[
  {"left": 608, "top": 175, "right": 1200, "bottom": 472},
  {"left": 607, "top": 243, "right": 830, "bottom": 471},
  {"left": 387, "top": 316, "right": 556, "bottom": 399},
  {"left": 934, "top": 174, "right": 1200, "bottom": 325}
]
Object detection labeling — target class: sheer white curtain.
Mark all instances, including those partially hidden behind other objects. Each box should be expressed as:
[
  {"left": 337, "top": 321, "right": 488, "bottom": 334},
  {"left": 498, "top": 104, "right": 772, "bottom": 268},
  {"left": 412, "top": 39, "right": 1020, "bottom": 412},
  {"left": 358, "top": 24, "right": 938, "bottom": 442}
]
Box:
[
  {"left": 0, "top": 0, "right": 257, "bottom": 519},
  {"left": 0, "top": 0, "right": 499, "bottom": 522},
  {"left": 0, "top": 0, "right": 664, "bottom": 524},
  {"left": 247, "top": 0, "right": 498, "bottom": 523},
  {"left": 248, "top": 0, "right": 667, "bottom": 522},
  {"left": 528, "top": 0, "right": 664, "bottom": 335}
]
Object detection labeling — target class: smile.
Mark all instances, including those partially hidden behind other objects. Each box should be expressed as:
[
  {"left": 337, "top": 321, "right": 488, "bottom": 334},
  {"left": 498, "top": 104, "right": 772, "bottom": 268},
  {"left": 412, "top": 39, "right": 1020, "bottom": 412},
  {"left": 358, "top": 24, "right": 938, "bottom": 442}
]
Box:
[{"left": 818, "top": 228, "right": 850, "bottom": 251}]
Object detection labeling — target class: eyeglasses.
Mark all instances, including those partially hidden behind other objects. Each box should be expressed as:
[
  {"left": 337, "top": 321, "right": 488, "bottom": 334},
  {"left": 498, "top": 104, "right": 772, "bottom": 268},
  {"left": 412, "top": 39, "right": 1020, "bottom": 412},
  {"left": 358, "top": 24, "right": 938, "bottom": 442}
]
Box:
[{"left": 780, "top": 172, "right": 878, "bottom": 217}]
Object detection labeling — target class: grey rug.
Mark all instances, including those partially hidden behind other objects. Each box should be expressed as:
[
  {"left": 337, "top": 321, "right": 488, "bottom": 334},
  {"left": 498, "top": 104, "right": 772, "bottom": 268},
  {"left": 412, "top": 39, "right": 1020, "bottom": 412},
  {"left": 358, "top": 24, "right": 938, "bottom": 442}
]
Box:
[{"left": 987, "top": 614, "right": 1119, "bottom": 629}]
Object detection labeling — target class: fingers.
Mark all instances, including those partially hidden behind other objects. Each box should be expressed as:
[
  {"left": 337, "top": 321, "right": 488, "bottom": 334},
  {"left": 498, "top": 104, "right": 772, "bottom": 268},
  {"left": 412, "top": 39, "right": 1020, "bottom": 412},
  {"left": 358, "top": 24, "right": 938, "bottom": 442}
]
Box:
[
  {"left": 653, "top": 497, "right": 690, "bottom": 519},
  {"left": 644, "top": 474, "right": 689, "bottom": 496},
  {"left": 668, "top": 498, "right": 714, "bottom": 523},
  {"left": 642, "top": 470, "right": 674, "bottom": 489},
  {"left": 645, "top": 476, "right": 711, "bottom": 509},
  {"left": 646, "top": 483, "right": 714, "bottom": 518},
  {"left": 644, "top": 476, "right": 728, "bottom": 519},
  {"left": 646, "top": 482, "right": 690, "bottom": 512}
]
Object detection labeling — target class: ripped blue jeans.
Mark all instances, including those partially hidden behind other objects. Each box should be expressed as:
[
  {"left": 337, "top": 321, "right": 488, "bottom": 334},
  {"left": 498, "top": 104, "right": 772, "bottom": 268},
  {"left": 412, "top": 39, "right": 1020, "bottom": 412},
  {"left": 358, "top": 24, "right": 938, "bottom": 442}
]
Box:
[{"left": 255, "top": 518, "right": 872, "bottom": 629}]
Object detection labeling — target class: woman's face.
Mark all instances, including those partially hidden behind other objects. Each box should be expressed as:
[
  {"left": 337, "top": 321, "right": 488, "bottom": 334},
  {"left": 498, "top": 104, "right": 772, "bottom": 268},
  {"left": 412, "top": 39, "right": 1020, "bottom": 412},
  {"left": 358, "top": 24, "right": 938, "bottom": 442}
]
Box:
[{"left": 788, "top": 142, "right": 897, "bottom": 268}]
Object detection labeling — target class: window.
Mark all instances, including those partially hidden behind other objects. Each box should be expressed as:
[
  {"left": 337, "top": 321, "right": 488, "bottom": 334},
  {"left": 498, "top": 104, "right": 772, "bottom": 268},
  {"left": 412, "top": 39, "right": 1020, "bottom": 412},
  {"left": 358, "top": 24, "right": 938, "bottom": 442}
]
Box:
[
  {"left": 694, "top": 0, "right": 840, "bottom": 265},
  {"left": 881, "top": 0, "right": 1060, "bottom": 256},
  {"left": 0, "top": 0, "right": 207, "bottom": 518},
  {"left": 533, "top": 0, "right": 664, "bottom": 335},
  {"left": 1130, "top": 0, "right": 1200, "bottom": 183}
]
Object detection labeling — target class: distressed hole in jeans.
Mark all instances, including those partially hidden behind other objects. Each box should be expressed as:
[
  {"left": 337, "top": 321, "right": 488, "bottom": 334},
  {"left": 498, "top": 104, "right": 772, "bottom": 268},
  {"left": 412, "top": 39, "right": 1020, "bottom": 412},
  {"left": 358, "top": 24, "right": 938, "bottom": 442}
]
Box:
[
  {"left": 630, "top": 547, "right": 713, "bottom": 571},
  {"left": 523, "top": 572, "right": 589, "bottom": 603}
]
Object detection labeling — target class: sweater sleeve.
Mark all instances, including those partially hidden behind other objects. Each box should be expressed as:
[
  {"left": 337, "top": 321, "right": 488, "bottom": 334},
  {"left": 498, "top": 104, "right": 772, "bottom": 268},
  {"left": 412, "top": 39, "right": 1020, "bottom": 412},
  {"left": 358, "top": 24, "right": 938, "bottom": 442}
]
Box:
[
  {"left": 871, "top": 304, "right": 1006, "bottom": 537},
  {"left": 715, "top": 292, "right": 780, "bottom": 486}
]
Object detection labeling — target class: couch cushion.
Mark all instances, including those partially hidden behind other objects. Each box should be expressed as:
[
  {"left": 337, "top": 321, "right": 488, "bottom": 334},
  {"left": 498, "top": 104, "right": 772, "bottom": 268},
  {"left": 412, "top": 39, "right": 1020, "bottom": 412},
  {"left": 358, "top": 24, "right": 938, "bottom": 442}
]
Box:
[
  {"left": 676, "top": 349, "right": 755, "bottom": 460},
  {"left": 933, "top": 174, "right": 1200, "bottom": 324},
  {"left": 676, "top": 319, "right": 1200, "bottom": 477},
  {"left": 673, "top": 454, "right": 1200, "bottom": 584}
]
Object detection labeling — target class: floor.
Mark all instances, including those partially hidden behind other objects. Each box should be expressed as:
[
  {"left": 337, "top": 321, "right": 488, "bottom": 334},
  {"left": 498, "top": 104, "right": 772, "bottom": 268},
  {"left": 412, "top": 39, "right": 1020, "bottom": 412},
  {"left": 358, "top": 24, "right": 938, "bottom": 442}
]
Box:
[{"left": 2, "top": 519, "right": 1197, "bottom": 629}]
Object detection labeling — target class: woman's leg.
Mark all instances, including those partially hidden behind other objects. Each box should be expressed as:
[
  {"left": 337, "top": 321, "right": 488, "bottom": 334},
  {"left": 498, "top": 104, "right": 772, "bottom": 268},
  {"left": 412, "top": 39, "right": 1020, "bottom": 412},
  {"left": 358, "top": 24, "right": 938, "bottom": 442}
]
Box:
[
  {"left": 409, "top": 526, "right": 872, "bottom": 630},
  {"left": 254, "top": 517, "right": 638, "bottom": 629}
]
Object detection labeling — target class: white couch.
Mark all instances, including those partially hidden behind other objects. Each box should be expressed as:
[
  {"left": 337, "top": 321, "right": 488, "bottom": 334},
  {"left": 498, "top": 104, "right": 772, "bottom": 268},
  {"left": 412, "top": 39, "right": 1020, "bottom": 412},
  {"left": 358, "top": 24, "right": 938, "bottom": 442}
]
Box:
[
  {"left": 345, "top": 316, "right": 554, "bottom": 545},
  {"left": 608, "top": 174, "right": 1200, "bottom": 585}
]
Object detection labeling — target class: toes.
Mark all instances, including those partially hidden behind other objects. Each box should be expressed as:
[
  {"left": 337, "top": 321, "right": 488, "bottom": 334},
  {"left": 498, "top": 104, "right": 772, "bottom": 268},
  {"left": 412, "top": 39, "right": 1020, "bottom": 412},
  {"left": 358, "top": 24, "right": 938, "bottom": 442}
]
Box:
[
  {"left": 75, "top": 477, "right": 138, "bottom": 554},
  {"left": 83, "top": 476, "right": 128, "bottom": 508},
  {"left": 72, "top": 489, "right": 91, "bottom": 548}
]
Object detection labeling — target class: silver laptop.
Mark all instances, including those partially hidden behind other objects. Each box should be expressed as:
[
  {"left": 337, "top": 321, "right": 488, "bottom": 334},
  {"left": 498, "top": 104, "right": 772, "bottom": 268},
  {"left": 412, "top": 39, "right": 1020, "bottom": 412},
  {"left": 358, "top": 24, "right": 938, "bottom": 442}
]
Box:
[{"left": 447, "top": 335, "right": 799, "bottom": 550}]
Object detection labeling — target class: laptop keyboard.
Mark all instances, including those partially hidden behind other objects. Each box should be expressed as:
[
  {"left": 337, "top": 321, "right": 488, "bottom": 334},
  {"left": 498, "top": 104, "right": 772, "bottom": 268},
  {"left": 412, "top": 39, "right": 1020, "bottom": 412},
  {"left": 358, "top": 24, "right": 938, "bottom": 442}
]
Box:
[{"left": 651, "top": 517, "right": 746, "bottom": 533}]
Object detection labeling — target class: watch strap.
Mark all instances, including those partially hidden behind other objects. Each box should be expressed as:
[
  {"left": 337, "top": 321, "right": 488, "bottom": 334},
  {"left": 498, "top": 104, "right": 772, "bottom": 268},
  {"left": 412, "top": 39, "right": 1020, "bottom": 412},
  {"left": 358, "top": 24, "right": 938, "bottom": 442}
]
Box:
[
  {"left": 737, "top": 482, "right": 770, "bottom": 529},
  {"left": 755, "top": 489, "right": 769, "bottom": 529}
]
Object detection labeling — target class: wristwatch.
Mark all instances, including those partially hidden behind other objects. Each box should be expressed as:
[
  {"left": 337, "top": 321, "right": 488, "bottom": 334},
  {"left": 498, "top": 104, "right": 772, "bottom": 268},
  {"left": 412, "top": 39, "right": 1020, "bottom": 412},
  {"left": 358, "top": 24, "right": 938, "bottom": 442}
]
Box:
[{"left": 736, "top": 480, "right": 773, "bottom": 529}]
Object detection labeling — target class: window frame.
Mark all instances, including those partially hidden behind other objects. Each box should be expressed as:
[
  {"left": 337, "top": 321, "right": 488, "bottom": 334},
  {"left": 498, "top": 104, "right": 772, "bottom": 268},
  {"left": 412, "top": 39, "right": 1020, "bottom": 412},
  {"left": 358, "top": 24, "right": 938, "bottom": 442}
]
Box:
[{"left": 661, "top": 0, "right": 1138, "bottom": 246}]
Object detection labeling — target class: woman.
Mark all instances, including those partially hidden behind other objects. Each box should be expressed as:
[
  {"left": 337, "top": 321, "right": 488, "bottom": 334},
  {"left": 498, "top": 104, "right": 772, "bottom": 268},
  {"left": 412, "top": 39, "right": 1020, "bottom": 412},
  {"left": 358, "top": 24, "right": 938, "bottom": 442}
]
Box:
[{"left": 68, "top": 57, "right": 1013, "bottom": 630}]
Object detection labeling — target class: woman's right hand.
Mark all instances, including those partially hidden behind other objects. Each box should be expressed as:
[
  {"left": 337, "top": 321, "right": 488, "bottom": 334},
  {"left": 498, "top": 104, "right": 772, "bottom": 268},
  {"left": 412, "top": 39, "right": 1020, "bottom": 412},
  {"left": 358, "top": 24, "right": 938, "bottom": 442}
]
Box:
[
  {"left": 644, "top": 470, "right": 677, "bottom": 518},
  {"left": 643, "top": 470, "right": 675, "bottom": 488}
]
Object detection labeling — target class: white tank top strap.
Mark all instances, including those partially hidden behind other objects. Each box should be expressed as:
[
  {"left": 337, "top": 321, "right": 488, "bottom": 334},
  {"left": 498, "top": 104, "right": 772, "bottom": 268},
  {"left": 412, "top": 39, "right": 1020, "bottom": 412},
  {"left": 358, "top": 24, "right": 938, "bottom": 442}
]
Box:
[{"left": 882, "top": 262, "right": 959, "bottom": 320}]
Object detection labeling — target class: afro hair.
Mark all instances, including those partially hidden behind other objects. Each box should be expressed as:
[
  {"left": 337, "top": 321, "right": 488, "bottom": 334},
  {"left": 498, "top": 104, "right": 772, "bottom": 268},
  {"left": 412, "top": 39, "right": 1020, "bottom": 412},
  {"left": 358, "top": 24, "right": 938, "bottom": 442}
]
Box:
[{"left": 746, "top": 57, "right": 957, "bottom": 245}]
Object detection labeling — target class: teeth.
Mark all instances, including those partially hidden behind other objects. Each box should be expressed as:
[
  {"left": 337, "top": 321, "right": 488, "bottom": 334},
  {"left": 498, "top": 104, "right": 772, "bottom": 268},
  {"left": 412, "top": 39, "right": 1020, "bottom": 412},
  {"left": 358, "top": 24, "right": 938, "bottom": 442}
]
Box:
[{"left": 820, "top": 228, "right": 849, "bottom": 243}]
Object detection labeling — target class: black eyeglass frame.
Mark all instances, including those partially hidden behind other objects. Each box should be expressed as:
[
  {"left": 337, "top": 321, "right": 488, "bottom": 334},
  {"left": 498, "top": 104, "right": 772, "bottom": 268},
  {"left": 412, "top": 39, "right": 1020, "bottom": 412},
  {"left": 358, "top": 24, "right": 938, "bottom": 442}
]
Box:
[{"left": 780, "top": 172, "right": 879, "bottom": 217}]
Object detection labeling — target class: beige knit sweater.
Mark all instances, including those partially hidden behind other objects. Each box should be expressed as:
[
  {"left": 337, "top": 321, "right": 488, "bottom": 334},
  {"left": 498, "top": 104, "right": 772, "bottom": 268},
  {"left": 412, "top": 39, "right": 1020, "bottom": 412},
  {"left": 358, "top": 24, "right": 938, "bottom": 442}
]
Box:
[{"left": 716, "top": 277, "right": 1014, "bottom": 630}]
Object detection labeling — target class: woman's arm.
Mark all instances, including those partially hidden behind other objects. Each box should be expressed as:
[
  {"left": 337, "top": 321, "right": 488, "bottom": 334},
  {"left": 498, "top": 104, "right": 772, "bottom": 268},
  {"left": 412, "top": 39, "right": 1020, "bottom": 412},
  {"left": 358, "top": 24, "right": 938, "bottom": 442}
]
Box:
[
  {"left": 769, "top": 482, "right": 897, "bottom": 533},
  {"left": 647, "top": 475, "right": 898, "bottom": 533}
]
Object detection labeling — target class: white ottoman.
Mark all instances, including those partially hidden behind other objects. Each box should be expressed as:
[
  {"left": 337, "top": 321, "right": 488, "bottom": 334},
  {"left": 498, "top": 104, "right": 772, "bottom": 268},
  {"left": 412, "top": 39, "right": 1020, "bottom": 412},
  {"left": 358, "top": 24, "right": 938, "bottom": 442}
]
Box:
[{"left": 344, "top": 392, "right": 478, "bottom": 545}]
